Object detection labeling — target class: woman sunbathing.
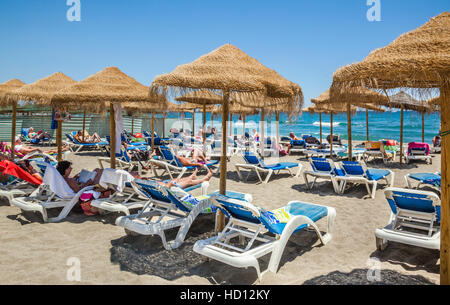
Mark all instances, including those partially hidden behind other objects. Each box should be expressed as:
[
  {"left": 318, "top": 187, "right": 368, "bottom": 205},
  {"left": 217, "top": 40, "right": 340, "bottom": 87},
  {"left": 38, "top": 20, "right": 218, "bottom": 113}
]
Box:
[
  {"left": 163, "top": 168, "right": 213, "bottom": 189},
  {"left": 14, "top": 137, "right": 70, "bottom": 158},
  {"left": 56, "top": 161, "right": 103, "bottom": 193},
  {"left": 74, "top": 130, "right": 102, "bottom": 144},
  {"left": 27, "top": 127, "right": 52, "bottom": 141}
]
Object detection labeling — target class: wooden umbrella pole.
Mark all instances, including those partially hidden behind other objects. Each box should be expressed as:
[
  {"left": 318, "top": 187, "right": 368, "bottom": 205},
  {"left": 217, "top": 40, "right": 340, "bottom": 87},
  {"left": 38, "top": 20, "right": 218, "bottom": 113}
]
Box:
[
  {"left": 400, "top": 105, "right": 404, "bottom": 164},
  {"left": 57, "top": 120, "right": 62, "bottom": 162},
  {"left": 422, "top": 111, "right": 425, "bottom": 143},
  {"left": 110, "top": 103, "right": 116, "bottom": 169},
  {"left": 347, "top": 102, "right": 352, "bottom": 161},
  {"left": 162, "top": 112, "right": 166, "bottom": 138},
  {"left": 151, "top": 111, "right": 155, "bottom": 152},
  {"left": 260, "top": 108, "right": 265, "bottom": 159},
  {"left": 330, "top": 112, "right": 334, "bottom": 159},
  {"left": 243, "top": 115, "right": 246, "bottom": 137},
  {"left": 192, "top": 110, "right": 195, "bottom": 138},
  {"left": 229, "top": 113, "right": 232, "bottom": 137},
  {"left": 82, "top": 110, "right": 86, "bottom": 143},
  {"left": 11, "top": 101, "right": 17, "bottom": 159},
  {"left": 319, "top": 112, "right": 323, "bottom": 145},
  {"left": 202, "top": 103, "right": 206, "bottom": 150},
  {"left": 366, "top": 109, "right": 370, "bottom": 142},
  {"left": 440, "top": 84, "right": 450, "bottom": 285},
  {"left": 218, "top": 91, "right": 230, "bottom": 232}
]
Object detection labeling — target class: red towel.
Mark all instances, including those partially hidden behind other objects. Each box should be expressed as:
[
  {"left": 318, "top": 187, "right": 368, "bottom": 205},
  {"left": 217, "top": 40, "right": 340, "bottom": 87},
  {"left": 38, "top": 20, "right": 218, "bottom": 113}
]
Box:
[{"left": 0, "top": 160, "right": 42, "bottom": 186}]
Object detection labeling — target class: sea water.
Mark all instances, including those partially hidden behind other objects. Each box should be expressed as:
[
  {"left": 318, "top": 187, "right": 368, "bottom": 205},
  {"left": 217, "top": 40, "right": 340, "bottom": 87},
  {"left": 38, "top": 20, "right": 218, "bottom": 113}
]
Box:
[{"left": 183, "top": 110, "right": 441, "bottom": 144}]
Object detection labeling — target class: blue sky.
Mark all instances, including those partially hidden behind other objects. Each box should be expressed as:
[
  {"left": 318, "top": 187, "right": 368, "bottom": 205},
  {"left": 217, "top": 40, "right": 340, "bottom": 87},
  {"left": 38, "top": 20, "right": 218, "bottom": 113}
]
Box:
[{"left": 0, "top": 0, "right": 448, "bottom": 107}]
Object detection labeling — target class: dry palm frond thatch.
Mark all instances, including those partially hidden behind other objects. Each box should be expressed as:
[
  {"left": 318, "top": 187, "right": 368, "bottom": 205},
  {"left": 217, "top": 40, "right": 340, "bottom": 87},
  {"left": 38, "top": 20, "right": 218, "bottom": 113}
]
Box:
[
  {"left": 0, "top": 79, "right": 26, "bottom": 106},
  {"left": 51, "top": 67, "right": 149, "bottom": 113}
]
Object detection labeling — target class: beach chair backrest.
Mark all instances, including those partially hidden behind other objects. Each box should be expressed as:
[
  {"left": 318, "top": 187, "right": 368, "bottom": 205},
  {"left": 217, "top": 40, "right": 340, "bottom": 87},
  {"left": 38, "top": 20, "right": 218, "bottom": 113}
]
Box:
[
  {"left": 212, "top": 194, "right": 261, "bottom": 224},
  {"left": 159, "top": 146, "right": 183, "bottom": 167},
  {"left": 243, "top": 153, "right": 263, "bottom": 167},
  {"left": 408, "top": 142, "right": 430, "bottom": 156},
  {"left": 365, "top": 141, "right": 381, "bottom": 151},
  {"left": 291, "top": 139, "right": 306, "bottom": 147},
  {"left": 341, "top": 161, "right": 366, "bottom": 176},
  {"left": 385, "top": 188, "right": 441, "bottom": 221},
  {"left": 310, "top": 157, "right": 334, "bottom": 173},
  {"left": 134, "top": 179, "right": 192, "bottom": 213}
]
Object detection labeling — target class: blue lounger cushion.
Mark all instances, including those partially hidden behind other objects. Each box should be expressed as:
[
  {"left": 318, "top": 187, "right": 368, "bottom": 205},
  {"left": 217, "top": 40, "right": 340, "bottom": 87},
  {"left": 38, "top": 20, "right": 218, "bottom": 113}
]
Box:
[
  {"left": 386, "top": 190, "right": 441, "bottom": 222},
  {"left": 214, "top": 195, "right": 329, "bottom": 236},
  {"left": 260, "top": 202, "right": 329, "bottom": 235},
  {"left": 409, "top": 173, "right": 441, "bottom": 188},
  {"left": 341, "top": 162, "right": 390, "bottom": 181}
]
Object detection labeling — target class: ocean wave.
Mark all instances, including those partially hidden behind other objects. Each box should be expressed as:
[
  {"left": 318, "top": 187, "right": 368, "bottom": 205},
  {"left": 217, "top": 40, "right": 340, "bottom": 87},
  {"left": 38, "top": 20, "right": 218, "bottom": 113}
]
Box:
[{"left": 313, "top": 122, "right": 343, "bottom": 127}]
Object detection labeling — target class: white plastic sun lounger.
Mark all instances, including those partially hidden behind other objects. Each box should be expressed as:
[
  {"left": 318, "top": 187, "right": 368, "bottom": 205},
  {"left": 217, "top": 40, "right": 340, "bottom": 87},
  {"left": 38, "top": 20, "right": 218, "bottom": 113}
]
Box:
[
  {"left": 335, "top": 161, "right": 394, "bottom": 199},
  {"left": 375, "top": 187, "right": 441, "bottom": 251},
  {"left": 404, "top": 172, "right": 441, "bottom": 192},
  {"left": 302, "top": 158, "right": 341, "bottom": 193},
  {"left": 193, "top": 194, "right": 336, "bottom": 281},
  {"left": 11, "top": 165, "right": 95, "bottom": 223},
  {"left": 235, "top": 152, "right": 302, "bottom": 184},
  {"left": 115, "top": 179, "right": 249, "bottom": 250}
]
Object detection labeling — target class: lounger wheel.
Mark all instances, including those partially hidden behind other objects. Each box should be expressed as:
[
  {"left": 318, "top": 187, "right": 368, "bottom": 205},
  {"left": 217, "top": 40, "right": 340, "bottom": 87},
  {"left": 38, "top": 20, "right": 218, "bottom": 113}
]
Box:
[{"left": 376, "top": 237, "right": 388, "bottom": 251}]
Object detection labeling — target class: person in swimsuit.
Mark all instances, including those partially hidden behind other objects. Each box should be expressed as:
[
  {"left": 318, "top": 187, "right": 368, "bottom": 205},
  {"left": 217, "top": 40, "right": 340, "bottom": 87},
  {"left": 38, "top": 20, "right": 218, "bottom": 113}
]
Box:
[
  {"left": 56, "top": 161, "right": 103, "bottom": 193},
  {"left": 27, "top": 127, "right": 52, "bottom": 141},
  {"left": 74, "top": 130, "right": 102, "bottom": 144},
  {"left": 161, "top": 168, "right": 213, "bottom": 189}
]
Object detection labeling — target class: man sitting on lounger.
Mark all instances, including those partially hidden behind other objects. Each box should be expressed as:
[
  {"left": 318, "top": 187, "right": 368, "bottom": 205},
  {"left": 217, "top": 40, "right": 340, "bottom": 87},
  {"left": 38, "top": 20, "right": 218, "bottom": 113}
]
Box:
[{"left": 74, "top": 130, "right": 102, "bottom": 144}]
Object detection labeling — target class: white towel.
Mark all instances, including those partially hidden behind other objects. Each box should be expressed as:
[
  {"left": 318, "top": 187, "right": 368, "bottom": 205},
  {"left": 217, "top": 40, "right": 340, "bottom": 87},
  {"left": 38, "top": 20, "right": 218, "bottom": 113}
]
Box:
[
  {"left": 114, "top": 103, "right": 124, "bottom": 154},
  {"left": 99, "top": 168, "right": 134, "bottom": 193},
  {"left": 43, "top": 165, "right": 75, "bottom": 200}
]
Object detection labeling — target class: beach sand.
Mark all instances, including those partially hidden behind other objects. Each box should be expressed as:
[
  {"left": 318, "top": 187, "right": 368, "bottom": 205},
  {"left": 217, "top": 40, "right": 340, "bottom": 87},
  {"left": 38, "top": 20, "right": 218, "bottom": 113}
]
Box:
[{"left": 0, "top": 145, "right": 441, "bottom": 285}]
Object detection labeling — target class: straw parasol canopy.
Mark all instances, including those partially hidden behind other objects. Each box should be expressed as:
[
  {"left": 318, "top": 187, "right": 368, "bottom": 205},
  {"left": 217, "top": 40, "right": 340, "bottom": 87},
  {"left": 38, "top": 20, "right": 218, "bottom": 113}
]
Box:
[
  {"left": 150, "top": 44, "right": 303, "bottom": 231},
  {"left": 0, "top": 79, "right": 26, "bottom": 102},
  {"left": 332, "top": 12, "right": 450, "bottom": 91},
  {"left": 387, "top": 91, "right": 432, "bottom": 112},
  {"left": 51, "top": 67, "right": 150, "bottom": 168},
  {"left": 150, "top": 44, "right": 303, "bottom": 107},
  {"left": 174, "top": 89, "right": 224, "bottom": 105},
  {"left": 330, "top": 12, "right": 450, "bottom": 284},
  {"left": 52, "top": 67, "right": 149, "bottom": 114},
  {"left": 2, "top": 72, "right": 77, "bottom": 106}
]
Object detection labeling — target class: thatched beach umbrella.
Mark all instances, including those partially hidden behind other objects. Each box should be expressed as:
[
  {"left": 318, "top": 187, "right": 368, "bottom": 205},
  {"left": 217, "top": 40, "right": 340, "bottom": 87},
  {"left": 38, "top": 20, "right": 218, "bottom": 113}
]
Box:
[
  {"left": 0, "top": 79, "right": 26, "bottom": 158},
  {"left": 2, "top": 73, "right": 78, "bottom": 161},
  {"left": 150, "top": 44, "right": 303, "bottom": 231},
  {"left": 51, "top": 67, "right": 149, "bottom": 169},
  {"left": 331, "top": 12, "right": 450, "bottom": 284}
]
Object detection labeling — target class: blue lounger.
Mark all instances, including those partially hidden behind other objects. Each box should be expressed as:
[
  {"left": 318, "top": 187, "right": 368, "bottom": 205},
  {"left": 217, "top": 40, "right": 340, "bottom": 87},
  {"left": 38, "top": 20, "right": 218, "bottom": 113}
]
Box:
[
  {"left": 116, "top": 179, "right": 249, "bottom": 250},
  {"left": 193, "top": 193, "right": 336, "bottom": 281},
  {"left": 303, "top": 157, "right": 343, "bottom": 193},
  {"left": 336, "top": 161, "right": 394, "bottom": 199},
  {"left": 375, "top": 187, "right": 441, "bottom": 250},
  {"left": 404, "top": 172, "right": 441, "bottom": 191},
  {"left": 235, "top": 152, "right": 302, "bottom": 184}
]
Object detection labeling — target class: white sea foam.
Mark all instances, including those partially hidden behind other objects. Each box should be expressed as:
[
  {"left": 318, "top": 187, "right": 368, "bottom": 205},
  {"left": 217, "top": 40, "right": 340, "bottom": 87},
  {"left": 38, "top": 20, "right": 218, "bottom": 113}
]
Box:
[{"left": 313, "top": 122, "right": 342, "bottom": 127}]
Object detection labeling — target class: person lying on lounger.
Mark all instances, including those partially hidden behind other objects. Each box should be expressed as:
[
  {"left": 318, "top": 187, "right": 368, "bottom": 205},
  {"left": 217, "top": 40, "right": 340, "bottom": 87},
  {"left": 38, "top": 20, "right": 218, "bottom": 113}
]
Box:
[
  {"left": 74, "top": 130, "right": 102, "bottom": 144},
  {"left": 27, "top": 127, "right": 52, "bottom": 141},
  {"left": 56, "top": 161, "right": 104, "bottom": 193},
  {"left": 14, "top": 137, "right": 70, "bottom": 158},
  {"left": 16, "top": 159, "right": 43, "bottom": 184},
  {"left": 131, "top": 167, "right": 213, "bottom": 190}
]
